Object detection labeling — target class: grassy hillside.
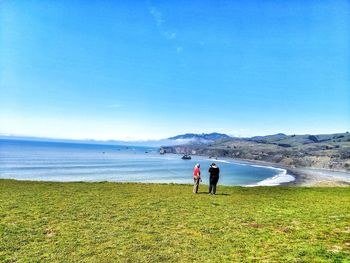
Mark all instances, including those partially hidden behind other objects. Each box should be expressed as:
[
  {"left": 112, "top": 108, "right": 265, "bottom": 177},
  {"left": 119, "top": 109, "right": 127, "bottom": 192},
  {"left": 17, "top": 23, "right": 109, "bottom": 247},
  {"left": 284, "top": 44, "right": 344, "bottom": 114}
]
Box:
[
  {"left": 163, "top": 132, "right": 350, "bottom": 171},
  {"left": 247, "top": 132, "right": 350, "bottom": 146},
  {"left": 1, "top": 180, "right": 349, "bottom": 262}
]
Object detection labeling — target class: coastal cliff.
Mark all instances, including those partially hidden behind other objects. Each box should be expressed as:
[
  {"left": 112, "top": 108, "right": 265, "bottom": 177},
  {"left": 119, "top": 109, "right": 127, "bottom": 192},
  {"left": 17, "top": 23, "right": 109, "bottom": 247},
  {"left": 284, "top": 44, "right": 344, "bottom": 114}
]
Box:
[{"left": 160, "top": 132, "right": 350, "bottom": 171}]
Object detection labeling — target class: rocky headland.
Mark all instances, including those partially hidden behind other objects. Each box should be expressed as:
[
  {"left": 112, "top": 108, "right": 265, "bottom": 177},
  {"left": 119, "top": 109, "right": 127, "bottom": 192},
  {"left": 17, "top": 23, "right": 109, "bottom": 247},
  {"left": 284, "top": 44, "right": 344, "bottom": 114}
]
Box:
[{"left": 161, "top": 132, "right": 350, "bottom": 173}]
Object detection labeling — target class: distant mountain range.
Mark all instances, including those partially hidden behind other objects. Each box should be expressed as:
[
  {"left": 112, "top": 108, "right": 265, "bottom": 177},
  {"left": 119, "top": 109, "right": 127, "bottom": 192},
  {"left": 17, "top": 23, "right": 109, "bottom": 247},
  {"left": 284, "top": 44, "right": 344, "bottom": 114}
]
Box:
[{"left": 1, "top": 132, "right": 349, "bottom": 149}]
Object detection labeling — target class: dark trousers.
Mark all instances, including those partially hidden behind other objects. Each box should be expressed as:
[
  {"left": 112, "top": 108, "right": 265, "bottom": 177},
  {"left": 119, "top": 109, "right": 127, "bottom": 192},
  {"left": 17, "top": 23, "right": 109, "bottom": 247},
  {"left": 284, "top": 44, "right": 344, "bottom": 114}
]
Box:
[{"left": 209, "top": 176, "right": 219, "bottom": 194}]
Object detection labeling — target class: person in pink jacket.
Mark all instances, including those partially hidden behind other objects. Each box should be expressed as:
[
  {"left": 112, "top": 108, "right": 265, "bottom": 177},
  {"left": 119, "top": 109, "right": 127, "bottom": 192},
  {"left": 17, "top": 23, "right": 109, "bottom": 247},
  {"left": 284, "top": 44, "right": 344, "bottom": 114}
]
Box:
[{"left": 193, "top": 163, "right": 201, "bottom": 193}]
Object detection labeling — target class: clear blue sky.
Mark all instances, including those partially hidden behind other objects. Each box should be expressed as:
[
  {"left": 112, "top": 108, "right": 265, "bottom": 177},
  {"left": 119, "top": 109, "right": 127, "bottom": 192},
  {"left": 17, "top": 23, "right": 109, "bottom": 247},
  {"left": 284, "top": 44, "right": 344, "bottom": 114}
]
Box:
[{"left": 1, "top": 0, "right": 349, "bottom": 140}]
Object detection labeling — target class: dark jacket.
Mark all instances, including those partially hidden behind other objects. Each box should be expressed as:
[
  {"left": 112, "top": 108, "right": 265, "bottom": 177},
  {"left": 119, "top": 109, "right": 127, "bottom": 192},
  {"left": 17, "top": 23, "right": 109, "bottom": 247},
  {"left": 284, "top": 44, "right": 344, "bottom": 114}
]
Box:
[{"left": 208, "top": 166, "right": 220, "bottom": 184}]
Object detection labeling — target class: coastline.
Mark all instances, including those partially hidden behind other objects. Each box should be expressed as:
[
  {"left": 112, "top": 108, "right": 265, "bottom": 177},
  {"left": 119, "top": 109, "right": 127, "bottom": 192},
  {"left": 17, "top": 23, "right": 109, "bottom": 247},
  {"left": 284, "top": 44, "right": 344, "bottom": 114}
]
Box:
[
  {"left": 205, "top": 157, "right": 294, "bottom": 186},
  {"left": 1, "top": 143, "right": 349, "bottom": 187},
  {"left": 198, "top": 154, "right": 350, "bottom": 187},
  {"left": 220, "top": 157, "right": 350, "bottom": 187}
]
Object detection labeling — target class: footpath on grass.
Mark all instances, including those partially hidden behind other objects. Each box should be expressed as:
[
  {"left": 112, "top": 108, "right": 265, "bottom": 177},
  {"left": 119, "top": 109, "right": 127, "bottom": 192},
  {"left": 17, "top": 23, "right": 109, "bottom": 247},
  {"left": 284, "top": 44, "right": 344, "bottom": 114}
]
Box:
[{"left": 0, "top": 180, "right": 349, "bottom": 262}]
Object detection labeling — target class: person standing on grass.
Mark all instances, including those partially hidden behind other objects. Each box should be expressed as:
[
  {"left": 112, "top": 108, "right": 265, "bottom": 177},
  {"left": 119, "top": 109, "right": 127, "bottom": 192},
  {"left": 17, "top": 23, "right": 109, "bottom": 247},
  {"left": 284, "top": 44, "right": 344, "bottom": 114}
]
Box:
[
  {"left": 208, "top": 163, "right": 220, "bottom": 195},
  {"left": 193, "top": 163, "right": 201, "bottom": 193}
]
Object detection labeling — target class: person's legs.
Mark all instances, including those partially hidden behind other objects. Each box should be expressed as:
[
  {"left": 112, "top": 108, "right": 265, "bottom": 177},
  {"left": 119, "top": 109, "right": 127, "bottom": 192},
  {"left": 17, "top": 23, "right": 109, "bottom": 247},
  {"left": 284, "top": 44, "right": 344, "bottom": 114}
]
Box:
[
  {"left": 196, "top": 177, "right": 200, "bottom": 193},
  {"left": 213, "top": 176, "right": 219, "bottom": 194},
  {"left": 193, "top": 177, "right": 199, "bottom": 193},
  {"left": 209, "top": 181, "right": 212, "bottom": 194}
]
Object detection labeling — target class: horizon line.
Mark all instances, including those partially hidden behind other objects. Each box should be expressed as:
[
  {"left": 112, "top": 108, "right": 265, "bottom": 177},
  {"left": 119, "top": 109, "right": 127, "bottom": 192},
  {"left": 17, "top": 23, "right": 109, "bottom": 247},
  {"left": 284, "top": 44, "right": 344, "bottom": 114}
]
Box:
[{"left": 1, "top": 131, "right": 349, "bottom": 144}]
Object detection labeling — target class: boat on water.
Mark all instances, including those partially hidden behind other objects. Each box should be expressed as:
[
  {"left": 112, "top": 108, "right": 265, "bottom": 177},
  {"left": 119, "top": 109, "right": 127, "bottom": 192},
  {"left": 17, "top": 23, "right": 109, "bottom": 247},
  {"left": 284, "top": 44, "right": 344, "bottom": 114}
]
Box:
[{"left": 181, "top": 154, "right": 191, "bottom": 160}]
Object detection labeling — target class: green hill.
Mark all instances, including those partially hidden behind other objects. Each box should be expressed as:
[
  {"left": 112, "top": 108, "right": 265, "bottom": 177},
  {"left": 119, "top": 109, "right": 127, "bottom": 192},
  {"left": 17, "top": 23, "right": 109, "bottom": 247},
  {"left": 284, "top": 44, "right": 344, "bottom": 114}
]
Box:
[{"left": 248, "top": 132, "right": 350, "bottom": 147}]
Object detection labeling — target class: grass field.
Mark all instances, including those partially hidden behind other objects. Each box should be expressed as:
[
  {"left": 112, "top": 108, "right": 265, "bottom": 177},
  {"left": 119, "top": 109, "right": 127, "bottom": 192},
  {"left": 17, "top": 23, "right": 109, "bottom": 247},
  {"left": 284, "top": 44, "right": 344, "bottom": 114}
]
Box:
[{"left": 0, "top": 180, "right": 349, "bottom": 262}]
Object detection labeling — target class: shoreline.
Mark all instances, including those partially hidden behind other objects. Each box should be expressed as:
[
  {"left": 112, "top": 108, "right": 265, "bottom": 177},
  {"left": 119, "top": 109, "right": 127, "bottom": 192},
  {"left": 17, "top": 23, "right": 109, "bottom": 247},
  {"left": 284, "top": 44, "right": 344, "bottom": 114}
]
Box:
[
  {"left": 205, "top": 156, "right": 350, "bottom": 187},
  {"left": 203, "top": 157, "right": 294, "bottom": 186},
  {"left": 1, "top": 151, "right": 349, "bottom": 187},
  {"left": 185, "top": 153, "right": 350, "bottom": 187},
  {"left": 1, "top": 165, "right": 349, "bottom": 187}
]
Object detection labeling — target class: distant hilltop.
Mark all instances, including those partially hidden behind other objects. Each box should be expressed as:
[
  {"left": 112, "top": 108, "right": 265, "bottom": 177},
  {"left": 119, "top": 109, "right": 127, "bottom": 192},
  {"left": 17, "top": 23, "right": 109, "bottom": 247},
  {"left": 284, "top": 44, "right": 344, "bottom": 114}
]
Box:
[
  {"left": 248, "top": 133, "right": 287, "bottom": 141},
  {"left": 168, "top": 132, "right": 231, "bottom": 142}
]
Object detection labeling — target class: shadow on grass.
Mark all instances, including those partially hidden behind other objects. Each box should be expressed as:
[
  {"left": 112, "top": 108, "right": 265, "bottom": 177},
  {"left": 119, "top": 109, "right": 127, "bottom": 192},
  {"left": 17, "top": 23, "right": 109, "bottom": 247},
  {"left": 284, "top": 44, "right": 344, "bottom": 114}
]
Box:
[{"left": 195, "top": 192, "right": 230, "bottom": 196}]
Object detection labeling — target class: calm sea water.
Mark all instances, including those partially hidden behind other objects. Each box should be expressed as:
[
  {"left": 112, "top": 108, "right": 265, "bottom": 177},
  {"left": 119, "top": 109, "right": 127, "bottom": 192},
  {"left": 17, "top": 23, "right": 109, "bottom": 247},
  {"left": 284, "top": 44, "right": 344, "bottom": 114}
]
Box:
[{"left": 0, "top": 139, "right": 288, "bottom": 186}]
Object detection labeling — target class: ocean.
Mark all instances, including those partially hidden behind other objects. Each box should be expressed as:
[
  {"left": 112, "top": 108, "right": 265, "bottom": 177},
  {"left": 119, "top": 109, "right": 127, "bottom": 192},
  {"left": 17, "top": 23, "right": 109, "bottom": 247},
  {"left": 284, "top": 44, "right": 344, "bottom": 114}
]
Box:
[{"left": 0, "top": 139, "right": 294, "bottom": 186}]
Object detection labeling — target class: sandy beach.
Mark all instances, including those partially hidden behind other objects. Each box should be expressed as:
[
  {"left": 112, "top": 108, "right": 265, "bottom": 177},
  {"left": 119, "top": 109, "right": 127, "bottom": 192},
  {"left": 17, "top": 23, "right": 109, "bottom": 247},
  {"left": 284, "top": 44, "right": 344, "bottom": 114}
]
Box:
[
  {"left": 231, "top": 158, "right": 350, "bottom": 187},
  {"left": 286, "top": 167, "right": 350, "bottom": 187}
]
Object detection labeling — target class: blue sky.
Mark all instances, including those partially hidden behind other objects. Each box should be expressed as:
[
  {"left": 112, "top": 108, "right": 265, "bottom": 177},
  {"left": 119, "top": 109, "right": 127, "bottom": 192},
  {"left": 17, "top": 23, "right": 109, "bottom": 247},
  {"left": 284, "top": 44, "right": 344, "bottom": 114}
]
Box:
[{"left": 1, "top": 0, "right": 349, "bottom": 140}]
